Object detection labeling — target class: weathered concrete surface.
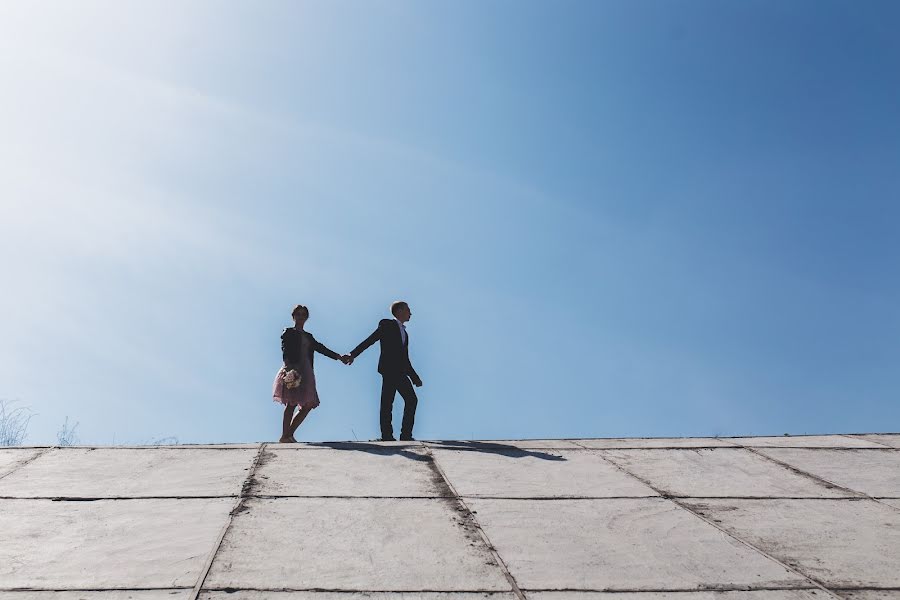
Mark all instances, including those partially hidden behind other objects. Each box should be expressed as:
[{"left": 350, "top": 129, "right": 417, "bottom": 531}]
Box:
[
  {"left": 204, "top": 497, "right": 511, "bottom": 591},
  {"left": 854, "top": 434, "right": 900, "bottom": 449},
  {"left": 0, "top": 593, "right": 188, "bottom": 599},
  {"left": 573, "top": 438, "right": 735, "bottom": 448},
  {"left": 684, "top": 498, "right": 900, "bottom": 588},
  {"left": 725, "top": 436, "right": 884, "bottom": 448},
  {"left": 0, "top": 497, "right": 232, "bottom": 588},
  {"left": 465, "top": 498, "right": 806, "bottom": 591},
  {"left": 431, "top": 448, "right": 657, "bottom": 497},
  {"left": 252, "top": 445, "right": 442, "bottom": 497},
  {"left": 0, "top": 448, "right": 257, "bottom": 497},
  {"left": 0, "top": 448, "right": 41, "bottom": 478},
  {"left": 528, "top": 593, "right": 824, "bottom": 599},
  {"left": 3, "top": 435, "right": 897, "bottom": 597},
  {"left": 201, "top": 594, "right": 516, "bottom": 599},
  {"left": 757, "top": 448, "right": 900, "bottom": 497},
  {"left": 601, "top": 448, "right": 852, "bottom": 498}
]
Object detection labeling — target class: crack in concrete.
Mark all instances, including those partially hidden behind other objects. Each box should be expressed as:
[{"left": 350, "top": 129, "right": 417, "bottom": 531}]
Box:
[
  {"left": 422, "top": 445, "right": 527, "bottom": 600},
  {"left": 187, "top": 442, "right": 268, "bottom": 600},
  {"left": 570, "top": 440, "right": 845, "bottom": 600},
  {"left": 0, "top": 447, "right": 51, "bottom": 482}
]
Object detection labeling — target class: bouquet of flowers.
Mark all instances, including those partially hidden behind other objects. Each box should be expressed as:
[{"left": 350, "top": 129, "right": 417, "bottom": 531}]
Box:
[{"left": 282, "top": 368, "right": 302, "bottom": 389}]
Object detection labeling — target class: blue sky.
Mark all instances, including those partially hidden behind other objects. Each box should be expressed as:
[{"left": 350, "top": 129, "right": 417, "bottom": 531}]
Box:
[{"left": 1, "top": 0, "right": 898, "bottom": 444}]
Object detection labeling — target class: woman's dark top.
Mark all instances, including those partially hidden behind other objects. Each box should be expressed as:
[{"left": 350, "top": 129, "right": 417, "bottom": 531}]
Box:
[{"left": 281, "top": 327, "right": 341, "bottom": 370}]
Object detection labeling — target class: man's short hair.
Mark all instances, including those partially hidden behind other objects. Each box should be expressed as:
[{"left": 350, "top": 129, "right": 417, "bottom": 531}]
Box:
[{"left": 390, "top": 301, "right": 409, "bottom": 317}]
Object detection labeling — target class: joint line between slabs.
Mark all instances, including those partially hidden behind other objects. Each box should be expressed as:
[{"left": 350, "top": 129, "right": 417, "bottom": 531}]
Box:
[
  {"left": 746, "top": 446, "right": 900, "bottom": 514},
  {"left": 188, "top": 442, "right": 266, "bottom": 600},
  {"left": 744, "top": 446, "right": 867, "bottom": 498},
  {"left": 423, "top": 445, "right": 527, "bottom": 600},
  {"left": 569, "top": 440, "right": 844, "bottom": 600},
  {"left": 837, "top": 433, "right": 895, "bottom": 449}
]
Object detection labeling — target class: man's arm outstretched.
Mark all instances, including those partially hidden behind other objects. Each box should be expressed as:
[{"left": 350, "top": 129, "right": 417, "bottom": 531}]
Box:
[{"left": 348, "top": 320, "right": 385, "bottom": 361}]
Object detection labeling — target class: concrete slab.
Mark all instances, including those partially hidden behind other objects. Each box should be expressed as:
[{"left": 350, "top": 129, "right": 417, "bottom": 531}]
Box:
[
  {"left": 725, "top": 436, "right": 883, "bottom": 448},
  {"left": 0, "top": 448, "right": 41, "bottom": 478},
  {"left": 205, "top": 497, "right": 511, "bottom": 591},
  {"left": 0, "top": 448, "right": 256, "bottom": 497},
  {"left": 431, "top": 449, "right": 657, "bottom": 498},
  {"left": 429, "top": 439, "right": 581, "bottom": 450},
  {"left": 854, "top": 434, "right": 900, "bottom": 449},
  {"left": 842, "top": 593, "right": 900, "bottom": 599},
  {"left": 201, "top": 593, "right": 516, "bottom": 599},
  {"left": 601, "top": 448, "right": 852, "bottom": 498},
  {"left": 0, "top": 593, "right": 188, "bottom": 599},
  {"left": 758, "top": 448, "right": 900, "bottom": 497},
  {"left": 251, "top": 445, "right": 444, "bottom": 497},
  {"left": 465, "top": 498, "right": 805, "bottom": 591},
  {"left": 0, "top": 497, "right": 231, "bottom": 588},
  {"left": 684, "top": 499, "right": 900, "bottom": 587},
  {"left": 572, "top": 438, "right": 735, "bottom": 449},
  {"left": 528, "top": 592, "right": 822, "bottom": 599}
]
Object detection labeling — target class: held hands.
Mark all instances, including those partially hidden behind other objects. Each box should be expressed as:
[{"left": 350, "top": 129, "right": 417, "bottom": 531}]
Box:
[{"left": 340, "top": 355, "right": 354, "bottom": 365}]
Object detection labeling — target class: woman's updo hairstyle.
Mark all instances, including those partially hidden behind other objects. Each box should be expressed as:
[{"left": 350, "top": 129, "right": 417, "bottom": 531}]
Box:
[{"left": 291, "top": 304, "right": 309, "bottom": 320}]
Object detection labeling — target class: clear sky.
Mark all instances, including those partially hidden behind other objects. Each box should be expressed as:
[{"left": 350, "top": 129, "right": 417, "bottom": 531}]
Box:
[{"left": 1, "top": 0, "right": 898, "bottom": 445}]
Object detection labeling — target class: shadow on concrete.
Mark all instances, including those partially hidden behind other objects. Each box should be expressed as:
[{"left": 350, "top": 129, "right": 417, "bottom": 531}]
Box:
[
  {"left": 306, "top": 442, "right": 431, "bottom": 462},
  {"left": 428, "top": 440, "right": 567, "bottom": 461},
  {"left": 305, "top": 441, "right": 567, "bottom": 462}
]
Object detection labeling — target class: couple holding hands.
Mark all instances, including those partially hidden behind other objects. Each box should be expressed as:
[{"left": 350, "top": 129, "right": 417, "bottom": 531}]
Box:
[{"left": 272, "top": 301, "right": 422, "bottom": 443}]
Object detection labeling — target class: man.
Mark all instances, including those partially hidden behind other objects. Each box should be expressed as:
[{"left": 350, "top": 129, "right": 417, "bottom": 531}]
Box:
[{"left": 343, "top": 301, "right": 422, "bottom": 441}]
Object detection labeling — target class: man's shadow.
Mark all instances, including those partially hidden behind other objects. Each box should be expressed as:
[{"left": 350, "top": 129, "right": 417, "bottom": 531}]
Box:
[
  {"left": 307, "top": 440, "right": 566, "bottom": 462},
  {"left": 307, "top": 441, "right": 430, "bottom": 462},
  {"left": 428, "top": 440, "right": 567, "bottom": 461}
]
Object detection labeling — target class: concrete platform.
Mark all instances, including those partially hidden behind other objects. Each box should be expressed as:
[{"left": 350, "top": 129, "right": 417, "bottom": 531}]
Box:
[
  {"left": 0, "top": 448, "right": 257, "bottom": 498},
  {"left": 600, "top": 448, "right": 853, "bottom": 498},
  {"left": 0, "top": 497, "right": 231, "bottom": 588},
  {"left": 251, "top": 445, "right": 442, "bottom": 497},
  {"left": 430, "top": 448, "right": 657, "bottom": 498},
  {"left": 572, "top": 438, "right": 735, "bottom": 449},
  {"left": 0, "top": 594, "right": 188, "bottom": 599},
  {"left": 683, "top": 498, "right": 900, "bottom": 589},
  {"left": 465, "top": 497, "right": 805, "bottom": 591},
  {"left": 2, "top": 434, "right": 898, "bottom": 598},
  {"left": 0, "top": 448, "right": 42, "bottom": 478},
  {"left": 755, "top": 448, "right": 900, "bottom": 498}
]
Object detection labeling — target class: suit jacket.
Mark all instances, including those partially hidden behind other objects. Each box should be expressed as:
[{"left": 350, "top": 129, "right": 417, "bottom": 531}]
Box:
[
  {"left": 281, "top": 327, "right": 340, "bottom": 370},
  {"left": 350, "top": 319, "right": 420, "bottom": 381}
]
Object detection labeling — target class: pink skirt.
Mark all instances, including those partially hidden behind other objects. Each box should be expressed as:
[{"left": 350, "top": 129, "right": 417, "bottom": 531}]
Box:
[{"left": 272, "top": 366, "right": 320, "bottom": 409}]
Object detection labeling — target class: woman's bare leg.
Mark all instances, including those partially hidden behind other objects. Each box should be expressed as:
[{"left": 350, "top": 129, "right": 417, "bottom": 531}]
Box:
[
  {"left": 280, "top": 405, "right": 295, "bottom": 442},
  {"left": 289, "top": 406, "right": 312, "bottom": 437}
]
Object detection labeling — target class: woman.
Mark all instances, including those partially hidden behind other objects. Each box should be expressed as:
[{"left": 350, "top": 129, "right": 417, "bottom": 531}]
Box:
[{"left": 272, "top": 304, "right": 343, "bottom": 443}]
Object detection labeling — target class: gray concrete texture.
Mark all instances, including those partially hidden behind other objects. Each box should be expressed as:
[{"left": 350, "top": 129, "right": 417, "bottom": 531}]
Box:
[{"left": 1, "top": 434, "right": 898, "bottom": 599}]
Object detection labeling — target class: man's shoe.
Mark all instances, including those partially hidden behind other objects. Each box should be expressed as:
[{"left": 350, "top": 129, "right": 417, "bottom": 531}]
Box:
[
  {"left": 399, "top": 435, "right": 416, "bottom": 441},
  {"left": 379, "top": 436, "right": 397, "bottom": 442}
]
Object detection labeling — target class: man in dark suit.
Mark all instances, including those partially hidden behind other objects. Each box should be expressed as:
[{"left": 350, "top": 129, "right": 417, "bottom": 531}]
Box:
[{"left": 343, "top": 301, "right": 422, "bottom": 441}]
